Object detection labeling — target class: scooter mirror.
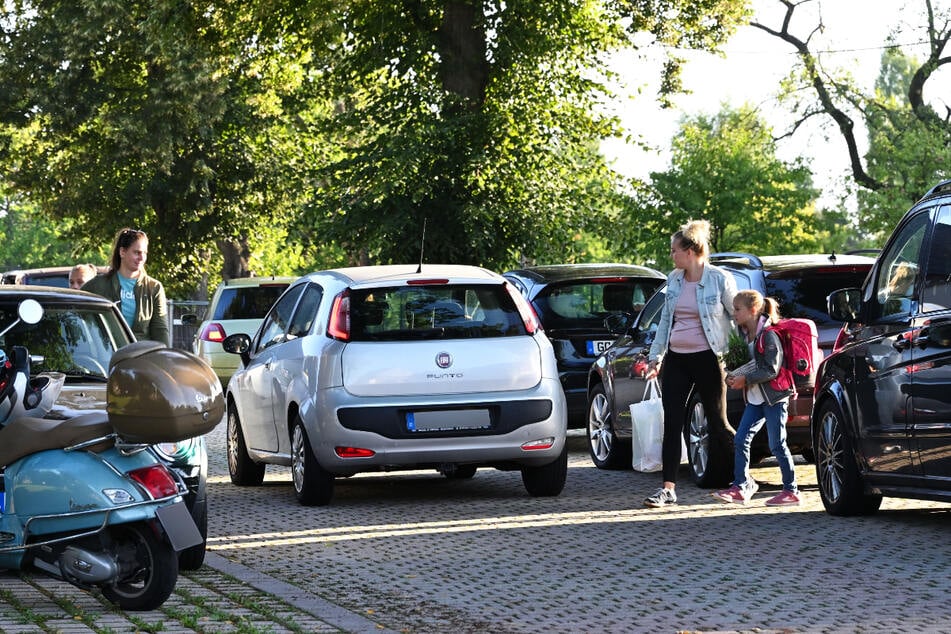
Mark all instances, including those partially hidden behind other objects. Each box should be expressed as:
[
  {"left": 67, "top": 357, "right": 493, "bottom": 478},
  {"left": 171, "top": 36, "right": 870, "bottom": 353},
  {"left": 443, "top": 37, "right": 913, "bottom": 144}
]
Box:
[{"left": 18, "top": 299, "right": 43, "bottom": 325}]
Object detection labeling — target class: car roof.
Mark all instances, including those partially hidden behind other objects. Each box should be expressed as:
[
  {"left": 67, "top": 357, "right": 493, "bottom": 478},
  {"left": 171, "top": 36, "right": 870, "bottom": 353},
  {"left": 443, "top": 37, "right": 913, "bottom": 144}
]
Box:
[
  {"left": 302, "top": 264, "right": 503, "bottom": 286},
  {"left": 0, "top": 285, "right": 118, "bottom": 307},
  {"left": 711, "top": 252, "right": 876, "bottom": 273},
  {"left": 1, "top": 265, "right": 109, "bottom": 282},
  {"left": 502, "top": 263, "right": 665, "bottom": 284}
]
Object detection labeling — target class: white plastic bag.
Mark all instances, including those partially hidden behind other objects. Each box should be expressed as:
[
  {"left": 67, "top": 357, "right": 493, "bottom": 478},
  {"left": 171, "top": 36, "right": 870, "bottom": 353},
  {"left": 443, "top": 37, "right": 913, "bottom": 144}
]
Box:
[{"left": 630, "top": 378, "right": 664, "bottom": 472}]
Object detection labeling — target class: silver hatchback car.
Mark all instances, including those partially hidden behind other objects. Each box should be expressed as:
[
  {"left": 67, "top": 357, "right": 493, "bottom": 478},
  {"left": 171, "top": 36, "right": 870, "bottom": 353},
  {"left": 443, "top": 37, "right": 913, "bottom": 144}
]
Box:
[{"left": 222, "top": 264, "right": 568, "bottom": 506}]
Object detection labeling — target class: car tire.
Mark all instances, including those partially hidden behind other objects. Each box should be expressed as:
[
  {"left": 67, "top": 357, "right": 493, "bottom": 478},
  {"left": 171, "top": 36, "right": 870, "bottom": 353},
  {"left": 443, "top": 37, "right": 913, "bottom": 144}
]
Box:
[
  {"left": 521, "top": 445, "right": 568, "bottom": 497},
  {"left": 227, "top": 405, "right": 265, "bottom": 486},
  {"left": 177, "top": 500, "right": 207, "bottom": 571},
  {"left": 814, "top": 400, "right": 883, "bottom": 516},
  {"left": 685, "top": 391, "right": 733, "bottom": 488},
  {"left": 291, "top": 417, "right": 334, "bottom": 506},
  {"left": 586, "top": 384, "right": 632, "bottom": 470}
]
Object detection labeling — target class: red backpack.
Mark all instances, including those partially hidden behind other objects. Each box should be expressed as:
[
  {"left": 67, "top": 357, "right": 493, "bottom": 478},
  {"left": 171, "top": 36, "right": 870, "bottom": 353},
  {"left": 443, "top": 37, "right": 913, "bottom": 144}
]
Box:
[{"left": 756, "top": 317, "right": 820, "bottom": 395}]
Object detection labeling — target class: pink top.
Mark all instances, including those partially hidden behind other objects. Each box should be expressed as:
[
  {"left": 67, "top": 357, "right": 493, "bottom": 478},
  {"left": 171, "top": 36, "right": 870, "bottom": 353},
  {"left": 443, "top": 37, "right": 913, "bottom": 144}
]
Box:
[{"left": 669, "top": 281, "right": 710, "bottom": 353}]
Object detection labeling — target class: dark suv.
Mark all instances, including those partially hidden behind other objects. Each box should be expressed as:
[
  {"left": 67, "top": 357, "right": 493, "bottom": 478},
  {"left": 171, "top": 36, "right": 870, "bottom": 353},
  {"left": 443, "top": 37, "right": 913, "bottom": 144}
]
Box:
[
  {"left": 814, "top": 180, "right": 951, "bottom": 515},
  {"left": 503, "top": 264, "right": 666, "bottom": 428},
  {"left": 586, "top": 252, "right": 875, "bottom": 486}
]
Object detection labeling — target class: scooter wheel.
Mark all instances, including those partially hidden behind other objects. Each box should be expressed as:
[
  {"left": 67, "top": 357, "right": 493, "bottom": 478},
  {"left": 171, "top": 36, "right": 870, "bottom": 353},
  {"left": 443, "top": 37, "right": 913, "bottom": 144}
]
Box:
[{"left": 102, "top": 522, "right": 178, "bottom": 611}]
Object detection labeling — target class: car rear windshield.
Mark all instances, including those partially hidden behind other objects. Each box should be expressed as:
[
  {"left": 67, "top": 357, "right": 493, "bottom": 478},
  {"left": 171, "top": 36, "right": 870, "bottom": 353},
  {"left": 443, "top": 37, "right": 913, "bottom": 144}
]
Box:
[
  {"left": 213, "top": 284, "right": 289, "bottom": 320},
  {"left": 533, "top": 280, "right": 663, "bottom": 330},
  {"left": 349, "top": 284, "right": 526, "bottom": 341},
  {"left": 766, "top": 269, "right": 871, "bottom": 326},
  {"left": 0, "top": 304, "right": 130, "bottom": 379}
]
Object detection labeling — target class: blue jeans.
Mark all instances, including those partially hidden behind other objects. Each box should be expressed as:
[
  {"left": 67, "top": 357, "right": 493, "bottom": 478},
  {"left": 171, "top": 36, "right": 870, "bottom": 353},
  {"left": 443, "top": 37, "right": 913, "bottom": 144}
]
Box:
[{"left": 732, "top": 400, "right": 798, "bottom": 493}]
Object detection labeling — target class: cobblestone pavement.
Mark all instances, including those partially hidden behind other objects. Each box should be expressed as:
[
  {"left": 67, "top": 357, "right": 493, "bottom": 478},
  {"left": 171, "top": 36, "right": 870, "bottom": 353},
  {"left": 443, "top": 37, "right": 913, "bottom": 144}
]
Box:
[{"left": 1, "top": 421, "right": 949, "bottom": 633}]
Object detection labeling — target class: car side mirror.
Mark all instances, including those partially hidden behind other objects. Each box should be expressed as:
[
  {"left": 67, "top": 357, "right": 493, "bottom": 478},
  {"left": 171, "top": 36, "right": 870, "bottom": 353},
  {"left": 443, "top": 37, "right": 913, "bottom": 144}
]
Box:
[
  {"left": 827, "top": 288, "right": 862, "bottom": 322},
  {"left": 180, "top": 313, "right": 199, "bottom": 326},
  {"left": 222, "top": 333, "right": 252, "bottom": 366}
]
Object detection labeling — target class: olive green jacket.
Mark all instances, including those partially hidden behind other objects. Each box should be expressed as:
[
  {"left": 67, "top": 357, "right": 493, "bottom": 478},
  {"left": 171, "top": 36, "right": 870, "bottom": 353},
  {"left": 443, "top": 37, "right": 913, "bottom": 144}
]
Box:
[{"left": 82, "top": 272, "right": 170, "bottom": 344}]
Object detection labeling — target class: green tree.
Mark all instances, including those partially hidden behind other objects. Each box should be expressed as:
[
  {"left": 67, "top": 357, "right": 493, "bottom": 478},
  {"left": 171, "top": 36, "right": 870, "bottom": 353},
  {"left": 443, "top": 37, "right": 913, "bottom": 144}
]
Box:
[
  {"left": 637, "top": 104, "right": 824, "bottom": 266},
  {"left": 0, "top": 192, "right": 106, "bottom": 270}
]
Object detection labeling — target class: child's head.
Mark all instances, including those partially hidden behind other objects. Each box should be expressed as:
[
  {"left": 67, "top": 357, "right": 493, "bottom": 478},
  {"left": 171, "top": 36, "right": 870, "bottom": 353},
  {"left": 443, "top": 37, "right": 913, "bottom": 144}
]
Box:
[{"left": 733, "top": 289, "right": 781, "bottom": 325}]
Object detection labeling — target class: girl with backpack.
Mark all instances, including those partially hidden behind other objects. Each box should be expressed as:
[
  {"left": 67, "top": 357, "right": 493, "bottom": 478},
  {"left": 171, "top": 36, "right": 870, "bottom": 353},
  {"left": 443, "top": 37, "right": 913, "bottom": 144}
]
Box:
[{"left": 713, "top": 289, "right": 801, "bottom": 507}]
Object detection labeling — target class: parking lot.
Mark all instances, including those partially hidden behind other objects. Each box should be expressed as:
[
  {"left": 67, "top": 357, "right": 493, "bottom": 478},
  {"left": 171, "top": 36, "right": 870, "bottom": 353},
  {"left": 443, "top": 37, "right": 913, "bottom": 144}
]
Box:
[
  {"left": 204, "top": 425, "right": 950, "bottom": 633},
  {"left": 0, "top": 421, "right": 948, "bottom": 633}
]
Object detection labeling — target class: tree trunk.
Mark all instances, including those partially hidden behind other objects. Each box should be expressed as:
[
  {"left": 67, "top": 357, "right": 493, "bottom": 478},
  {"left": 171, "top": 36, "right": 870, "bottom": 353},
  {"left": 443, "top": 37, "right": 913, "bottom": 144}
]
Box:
[
  {"left": 216, "top": 237, "right": 252, "bottom": 280},
  {"left": 438, "top": 1, "right": 488, "bottom": 106}
]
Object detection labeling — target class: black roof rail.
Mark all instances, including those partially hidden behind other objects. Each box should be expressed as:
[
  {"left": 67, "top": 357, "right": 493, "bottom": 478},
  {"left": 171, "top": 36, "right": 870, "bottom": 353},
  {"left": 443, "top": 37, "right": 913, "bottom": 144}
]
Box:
[
  {"left": 921, "top": 179, "right": 951, "bottom": 199},
  {"left": 709, "top": 252, "right": 763, "bottom": 269},
  {"left": 844, "top": 248, "right": 880, "bottom": 257}
]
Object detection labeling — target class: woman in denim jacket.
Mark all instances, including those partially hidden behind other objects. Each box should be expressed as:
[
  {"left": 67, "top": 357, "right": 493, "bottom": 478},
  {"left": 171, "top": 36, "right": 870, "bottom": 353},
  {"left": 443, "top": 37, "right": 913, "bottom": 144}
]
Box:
[{"left": 643, "top": 220, "right": 737, "bottom": 508}]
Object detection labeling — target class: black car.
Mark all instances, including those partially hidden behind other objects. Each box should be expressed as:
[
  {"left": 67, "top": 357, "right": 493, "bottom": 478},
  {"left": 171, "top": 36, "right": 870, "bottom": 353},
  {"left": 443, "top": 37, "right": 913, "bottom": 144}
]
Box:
[
  {"left": 814, "top": 180, "right": 951, "bottom": 515},
  {"left": 587, "top": 252, "right": 875, "bottom": 486},
  {"left": 0, "top": 286, "right": 211, "bottom": 569},
  {"left": 503, "top": 264, "right": 666, "bottom": 428}
]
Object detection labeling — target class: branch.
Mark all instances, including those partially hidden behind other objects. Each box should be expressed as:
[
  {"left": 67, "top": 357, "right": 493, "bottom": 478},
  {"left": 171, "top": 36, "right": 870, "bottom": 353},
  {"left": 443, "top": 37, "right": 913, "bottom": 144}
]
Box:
[{"left": 751, "top": 0, "right": 884, "bottom": 191}]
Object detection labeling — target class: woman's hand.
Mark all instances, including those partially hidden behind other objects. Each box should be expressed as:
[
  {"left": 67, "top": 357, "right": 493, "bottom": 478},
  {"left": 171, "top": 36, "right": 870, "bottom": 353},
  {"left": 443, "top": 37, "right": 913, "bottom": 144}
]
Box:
[
  {"left": 726, "top": 373, "right": 746, "bottom": 390},
  {"left": 644, "top": 359, "right": 660, "bottom": 380}
]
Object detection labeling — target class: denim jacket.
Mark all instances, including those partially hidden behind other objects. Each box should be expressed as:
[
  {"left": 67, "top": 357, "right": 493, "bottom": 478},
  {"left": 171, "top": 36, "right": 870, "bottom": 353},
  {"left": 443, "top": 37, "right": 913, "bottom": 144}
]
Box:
[{"left": 649, "top": 264, "right": 736, "bottom": 363}]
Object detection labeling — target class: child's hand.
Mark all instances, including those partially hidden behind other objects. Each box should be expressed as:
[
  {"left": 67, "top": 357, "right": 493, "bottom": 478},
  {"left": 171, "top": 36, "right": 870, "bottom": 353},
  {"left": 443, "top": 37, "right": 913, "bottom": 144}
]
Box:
[{"left": 726, "top": 374, "right": 746, "bottom": 390}]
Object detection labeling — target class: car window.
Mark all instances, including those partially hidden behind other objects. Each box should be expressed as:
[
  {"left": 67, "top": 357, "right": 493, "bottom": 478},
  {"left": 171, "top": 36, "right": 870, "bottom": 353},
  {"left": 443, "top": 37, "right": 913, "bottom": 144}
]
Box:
[
  {"left": 873, "top": 210, "right": 930, "bottom": 319},
  {"left": 0, "top": 304, "right": 130, "bottom": 379},
  {"left": 287, "top": 284, "right": 323, "bottom": 339},
  {"left": 636, "top": 286, "right": 667, "bottom": 334},
  {"left": 213, "top": 284, "right": 289, "bottom": 320},
  {"left": 533, "top": 280, "right": 662, "bottom": 329},
  {"left": 921, "top": 205, "right": 951, "bottom": 313},
  {"left": 255, "top": 285, "right": 305, "bottom": 352},
  {"left": 766, "top": 269, "right": 873, "bottom": 326},
  {"left": 349, "top": 284, "right": 525, "bottom": 341}
]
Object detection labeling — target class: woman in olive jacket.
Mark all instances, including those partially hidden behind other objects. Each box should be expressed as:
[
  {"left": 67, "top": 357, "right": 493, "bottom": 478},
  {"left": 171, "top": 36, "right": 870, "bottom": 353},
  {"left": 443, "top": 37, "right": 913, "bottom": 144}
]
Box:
[{"left": 82, "top": 228, "right": 169, "bottom": 344}]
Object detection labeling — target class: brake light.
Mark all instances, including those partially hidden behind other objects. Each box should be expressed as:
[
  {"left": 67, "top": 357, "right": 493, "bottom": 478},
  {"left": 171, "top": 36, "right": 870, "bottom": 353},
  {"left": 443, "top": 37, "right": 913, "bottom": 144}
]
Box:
[
  {"left": 504, "top": 282, "right": 540, "bottom": 334},
  {"left": 521, "top": 437, "right": 555, "bottom": 451},
  {"left": 408, "top": 278, "right": 449, "bottom": 285},
  {"left": 589, "top": 277, "right": 628, "bottom": 283},
  {"left": 128, "top": 465, "right": 179, "bottom": 499},
  {"left": 327, "top": 290, "right": 351, "bottom": 341},
  {"left": 199, "top": 322, "right": 227, "bottom": 343},
  {"left": 335, "top": 446, "right": 376, "bottom": 458}
]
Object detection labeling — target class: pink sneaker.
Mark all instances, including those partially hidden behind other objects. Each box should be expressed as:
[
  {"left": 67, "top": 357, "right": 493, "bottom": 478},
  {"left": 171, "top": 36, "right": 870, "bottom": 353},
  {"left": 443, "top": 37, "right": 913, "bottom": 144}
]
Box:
[
  {"left": 765, "top": 490, "right": 801, "bottom": 507},
  {"left": 712, "top": 485, "right": 746, "bottom": 504}
]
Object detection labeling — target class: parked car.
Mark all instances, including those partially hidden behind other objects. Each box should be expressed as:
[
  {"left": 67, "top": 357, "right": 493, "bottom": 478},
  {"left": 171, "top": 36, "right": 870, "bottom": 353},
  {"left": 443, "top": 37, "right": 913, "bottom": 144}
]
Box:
[
  {"left": 1, "top": 265, "right": 109, "bottom": 288},
  {"left": 587, "top": 252, "right": 875, "bottom": 486},
  {"left": 503, "top": 264, "right": 666, "bottom": 428},
  {"left": 182, "top": 276, "right": 296, "bottom": 386},
  {"left": 222, "top": 264, "right": 568, "bottom": 506},
  {"left": 814, "top": 180, "right": 951, "bottom": 515},
  {"left": 0, "top": 286, "right": 212, "bottom": 569}
]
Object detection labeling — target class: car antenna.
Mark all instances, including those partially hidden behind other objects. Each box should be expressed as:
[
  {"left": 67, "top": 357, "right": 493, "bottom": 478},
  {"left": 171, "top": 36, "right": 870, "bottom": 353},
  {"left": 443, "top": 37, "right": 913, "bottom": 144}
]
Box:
[{"left": 416, "top": 217, "right": 427, "bottom": 274}]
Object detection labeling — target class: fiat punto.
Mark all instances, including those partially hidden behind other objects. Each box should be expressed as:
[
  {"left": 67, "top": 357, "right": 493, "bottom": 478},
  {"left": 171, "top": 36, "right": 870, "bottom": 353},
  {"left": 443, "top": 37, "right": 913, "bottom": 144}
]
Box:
[{"left": 222, "top": 264, "right": 568, "bottom": 506}]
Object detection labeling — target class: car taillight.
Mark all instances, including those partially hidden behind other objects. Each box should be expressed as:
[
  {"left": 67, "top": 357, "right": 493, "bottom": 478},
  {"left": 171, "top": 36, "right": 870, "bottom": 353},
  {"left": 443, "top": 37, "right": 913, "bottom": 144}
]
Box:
[
  {"left": 199, "top": 322, "right": 227, "bottom": 343},
  {"left": 335, "top": 446, "right": 375, "bottom": 458},
  {"left": 327, "top": 290, "right": 351, "bottom": 341},
  {"left": 127, "top": 465, "right": 179, "bottom": 499},
  {"left": 504, "top": 282, "right": 540, "bottom": 334}
]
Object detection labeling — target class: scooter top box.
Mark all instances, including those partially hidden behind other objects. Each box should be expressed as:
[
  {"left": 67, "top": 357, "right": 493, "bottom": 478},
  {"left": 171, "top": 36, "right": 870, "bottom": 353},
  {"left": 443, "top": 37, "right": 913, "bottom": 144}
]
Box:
[{"left": 107, "top": 341, "right": 225, "bottom": 443}]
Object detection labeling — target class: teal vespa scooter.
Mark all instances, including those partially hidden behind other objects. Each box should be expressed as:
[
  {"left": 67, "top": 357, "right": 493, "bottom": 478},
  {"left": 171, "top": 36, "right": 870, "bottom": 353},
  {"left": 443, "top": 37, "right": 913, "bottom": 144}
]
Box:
[{"left": 0, "top": 299, "right": 223, "bottom": 610}]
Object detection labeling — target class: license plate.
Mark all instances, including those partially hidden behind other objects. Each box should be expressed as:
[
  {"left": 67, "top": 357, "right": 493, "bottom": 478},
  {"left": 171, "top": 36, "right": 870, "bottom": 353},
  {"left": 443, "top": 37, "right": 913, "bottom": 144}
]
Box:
[
  {"left": 156, "top": 502, "right": 203, "bottom": 552},
  {"left": 407, "top": 409, "right": 491, "bottom": 432},
  {"left": 586, "top": 340, "right": 614, "bottom": 355}
]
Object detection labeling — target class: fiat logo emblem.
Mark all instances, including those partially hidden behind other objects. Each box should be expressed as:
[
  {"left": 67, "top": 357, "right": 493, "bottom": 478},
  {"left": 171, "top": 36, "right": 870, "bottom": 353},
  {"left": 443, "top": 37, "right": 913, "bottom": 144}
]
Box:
[{"left": 435, "top": 352, "right": 452, "bottom": 368}]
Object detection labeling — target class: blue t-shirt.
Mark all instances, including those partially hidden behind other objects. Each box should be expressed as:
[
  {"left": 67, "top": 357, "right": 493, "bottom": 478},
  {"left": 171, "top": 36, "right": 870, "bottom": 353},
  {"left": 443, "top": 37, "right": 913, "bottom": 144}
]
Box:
[{"left": 118, "top": 273, "right": 137, "bottom": 327}]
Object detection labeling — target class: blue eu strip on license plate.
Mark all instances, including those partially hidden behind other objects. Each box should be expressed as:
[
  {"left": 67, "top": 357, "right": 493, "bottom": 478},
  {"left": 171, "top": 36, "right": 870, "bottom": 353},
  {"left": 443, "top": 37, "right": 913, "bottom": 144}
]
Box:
[{"left": 586, "top": 340, "right": 613, "bottom": 355}]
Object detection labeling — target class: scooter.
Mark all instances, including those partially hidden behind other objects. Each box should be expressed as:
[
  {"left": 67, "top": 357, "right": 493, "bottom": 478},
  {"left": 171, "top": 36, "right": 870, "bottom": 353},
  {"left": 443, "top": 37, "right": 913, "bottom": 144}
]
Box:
[{"left": 0, "top": 299, "right": 219, "bottom": 610}]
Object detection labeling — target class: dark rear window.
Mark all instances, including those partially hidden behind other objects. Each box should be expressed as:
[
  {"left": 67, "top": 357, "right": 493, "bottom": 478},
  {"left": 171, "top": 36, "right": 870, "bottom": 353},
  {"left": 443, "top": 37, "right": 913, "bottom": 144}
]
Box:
[
  {"left": 349, "top": 284, "right": 526, "bottom": 341},
  {"left": 765, "top": 268, "right": 871, "bottom": 326},
  {"left": 533, "top": 280, "right": 664, "bottom": 330},
  {"left": 213, "top": 284, "right": 289, "bottom": 320}
]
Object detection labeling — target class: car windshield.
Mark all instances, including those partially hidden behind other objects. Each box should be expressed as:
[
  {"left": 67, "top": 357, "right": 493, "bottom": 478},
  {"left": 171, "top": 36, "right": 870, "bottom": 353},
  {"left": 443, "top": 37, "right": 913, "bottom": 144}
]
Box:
[
  {"left": 349, "top": 284, "right": 526, "bottom": 341},
  {"left": 533, "top": 280, "right": 663, "bottom": 330},
  {"left": 766, "top": 270, "right": 871, "bottom": 326},
  {"left": 0, "top": 303, "right": 131, "bottom": 380},
  {"left": 213, "top": 284, "right": 289, "bottom": 320}
]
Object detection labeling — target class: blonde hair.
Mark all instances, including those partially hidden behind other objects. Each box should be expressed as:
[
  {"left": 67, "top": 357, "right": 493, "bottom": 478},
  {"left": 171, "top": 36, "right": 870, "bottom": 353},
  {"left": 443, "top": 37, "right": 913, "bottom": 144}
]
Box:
[
  {"left": 734, "top": 289, "right": 781, "bottom": 325},
  {"left": 673, "top": 219, "right": 711, "bottom": 258}
]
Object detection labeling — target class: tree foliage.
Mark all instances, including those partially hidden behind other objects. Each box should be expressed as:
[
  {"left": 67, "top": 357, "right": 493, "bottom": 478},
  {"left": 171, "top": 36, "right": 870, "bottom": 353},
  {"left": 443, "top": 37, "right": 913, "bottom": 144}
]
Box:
[
  {"left": 633, "top": 104, "right": 830, "bottom": 267},
  {"left": 752, "top": 0, "right": 951, "bottom": 243}
]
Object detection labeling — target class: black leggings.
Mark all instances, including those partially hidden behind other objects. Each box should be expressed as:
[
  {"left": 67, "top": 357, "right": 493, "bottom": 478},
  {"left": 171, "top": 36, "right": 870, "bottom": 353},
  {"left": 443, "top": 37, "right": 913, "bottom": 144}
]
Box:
[{"left": 660, "top": 349, "right": 730, "bottom": 483}]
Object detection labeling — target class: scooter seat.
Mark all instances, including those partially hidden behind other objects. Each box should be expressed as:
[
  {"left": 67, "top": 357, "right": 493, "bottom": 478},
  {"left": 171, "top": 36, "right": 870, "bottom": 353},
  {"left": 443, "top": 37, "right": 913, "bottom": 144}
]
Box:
[{"left": 0, "top": 412, "right": 114, "bottom": 467}]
